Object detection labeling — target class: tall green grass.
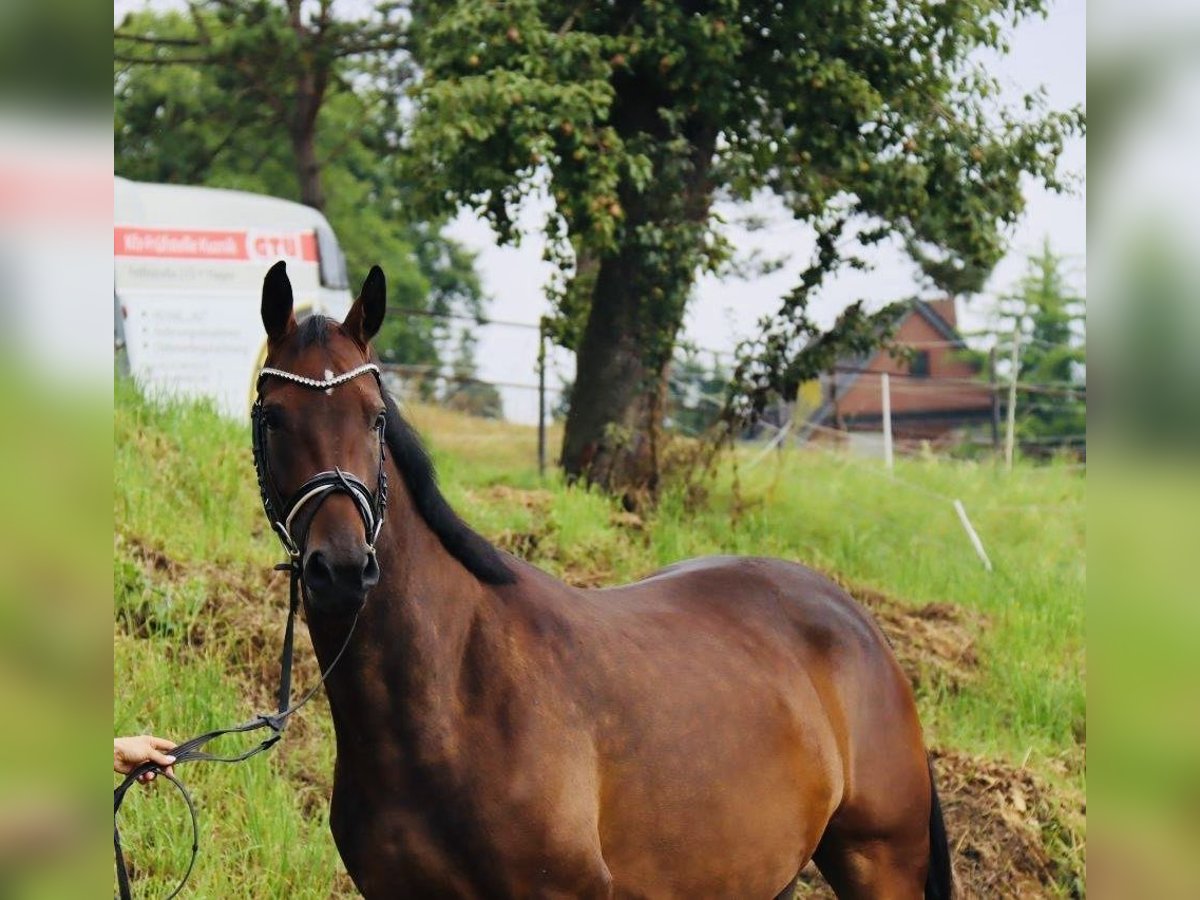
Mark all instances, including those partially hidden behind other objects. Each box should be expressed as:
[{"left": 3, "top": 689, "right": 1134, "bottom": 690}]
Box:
[
  {"left": 115, "top": 381, "right": 1083, "bottom": 896},
  {"left": 115, "top": 633, "right": 341, "bottom": 898}
]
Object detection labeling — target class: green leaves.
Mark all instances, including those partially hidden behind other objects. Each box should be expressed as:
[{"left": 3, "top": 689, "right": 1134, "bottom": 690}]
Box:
[
  {"left": 724, "top": 219, "right": 907, "bottom": 423},
  {"left": 409, "top": 0, "right": 1081, "bottom": 344}
]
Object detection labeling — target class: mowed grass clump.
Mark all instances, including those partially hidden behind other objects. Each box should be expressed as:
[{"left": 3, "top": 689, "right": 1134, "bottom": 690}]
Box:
[{"left": 115, "top": 383, "right": 1084, "bottom": 896}]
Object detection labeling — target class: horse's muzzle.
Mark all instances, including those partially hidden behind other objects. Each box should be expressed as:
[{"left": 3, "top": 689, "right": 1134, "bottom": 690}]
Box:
[{"left": 303, "top": 546, "right": 380, "bottom": 612}]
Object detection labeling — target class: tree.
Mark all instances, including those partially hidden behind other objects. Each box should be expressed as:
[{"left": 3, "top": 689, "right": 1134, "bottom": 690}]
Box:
[
  {"left": 115, "top": 0, "right": 406, "bottom": 211},
  {"left": 407, "top": 0, "right": 1083, "bottom": 493},
  {"left": 115, "top": 3, "right": 487, "bottom": 371},
  {"left": 996, "top": 239, "right": 1086, "bottom": 448}
]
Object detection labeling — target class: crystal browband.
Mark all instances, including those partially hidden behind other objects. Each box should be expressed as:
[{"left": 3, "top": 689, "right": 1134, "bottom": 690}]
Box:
[{"left": 257, "top": 362, "right": 381, "bottom": 390}]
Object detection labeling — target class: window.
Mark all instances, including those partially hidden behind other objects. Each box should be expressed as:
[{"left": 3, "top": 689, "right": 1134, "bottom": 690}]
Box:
[
  {"left": 315, "top": 225, "right": 350, "bottom": 289},
  {"left": 910, "top": 350, "right": 931, "bottom": 377}
]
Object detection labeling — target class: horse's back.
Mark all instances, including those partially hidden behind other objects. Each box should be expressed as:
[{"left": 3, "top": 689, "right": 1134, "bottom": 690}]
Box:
[
  {"left": 590, "top": 554, "right": 885, "bottom": 664},
  {"left": 597, "top": 553, "right": 928, "bottom": 787}
]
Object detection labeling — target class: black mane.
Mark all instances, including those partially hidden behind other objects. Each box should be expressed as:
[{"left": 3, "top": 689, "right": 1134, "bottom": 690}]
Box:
[{"left": 381, "top": 389, "right": 516, "bottom": 585}]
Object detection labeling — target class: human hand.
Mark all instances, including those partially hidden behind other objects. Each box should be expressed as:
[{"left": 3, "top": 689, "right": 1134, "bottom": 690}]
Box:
[{"left": 114, "top": 735, "right": 177, "bottom": 784}]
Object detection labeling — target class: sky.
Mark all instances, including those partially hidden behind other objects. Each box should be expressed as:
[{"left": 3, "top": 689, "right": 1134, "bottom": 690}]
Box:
[{"left": 446, "top": 0, "right": 1087, "bottom": 422}]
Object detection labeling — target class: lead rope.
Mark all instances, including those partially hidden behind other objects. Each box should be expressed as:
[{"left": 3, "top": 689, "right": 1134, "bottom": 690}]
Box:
[{"left": 113, "top": 562, "right": 362, "bottom": 899}]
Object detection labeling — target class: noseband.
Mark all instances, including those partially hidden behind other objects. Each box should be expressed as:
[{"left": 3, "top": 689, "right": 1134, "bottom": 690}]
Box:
[
  {"left": 115, "top": 361, "right": 390, "bottom": 900},
  {"left": 251, "top": 361, "right": 389, "bottom": 562}
]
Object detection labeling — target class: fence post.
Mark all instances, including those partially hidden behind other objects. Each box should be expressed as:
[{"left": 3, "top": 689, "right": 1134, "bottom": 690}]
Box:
[
  {"left": 989, "top": 346, "right": 1001, "bottom": 454},
  {"left": 953, "top": 499, "right": 993, "bottom": 572},
  {"left": 537, "top": 325, "right": 547, "bottom": 478},
  {"left": 829, "top": 367, "right": 844, "bottom": 433},
  {"left": 881, "top": 372, "right": 893, "bottom": 471},
  {"left": 1004, "top": 323, "right": 1021, "bottom": 471}
]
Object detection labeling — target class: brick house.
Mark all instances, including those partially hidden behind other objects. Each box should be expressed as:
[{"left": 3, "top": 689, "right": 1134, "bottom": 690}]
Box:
[{"left": 802, "top": 299, "right": 994, "bottom": 445}]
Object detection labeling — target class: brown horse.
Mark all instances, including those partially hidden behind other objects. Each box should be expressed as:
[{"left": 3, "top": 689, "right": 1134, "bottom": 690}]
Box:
[{"left": 254, "top": 261, "right": 952, "bottom": 899}]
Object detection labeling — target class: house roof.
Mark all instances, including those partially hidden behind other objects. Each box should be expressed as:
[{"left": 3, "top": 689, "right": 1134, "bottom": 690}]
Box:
[
  {"left": 802, "top": 299, "right": 966, "bottom": 431},
  {"left": 909, "top": 299, "right": 967, "bottom": 347}
]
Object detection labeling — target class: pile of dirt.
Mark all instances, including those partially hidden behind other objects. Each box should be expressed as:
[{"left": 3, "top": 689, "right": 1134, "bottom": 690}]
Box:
[
  {"left": 843, "top": 581, "right": 984, "bottom": 694},
  {"left": 930, "top": 748, "right": 1084, "bottom": 898},
  {"left": 472, "top": 485, "right": 623, "bottom": 588},
  {"left": 467, "top": 484, "right": 556, "bottom": 513},
  {"left": 470, "top": 485, "right": 557, "bottom": 563}
]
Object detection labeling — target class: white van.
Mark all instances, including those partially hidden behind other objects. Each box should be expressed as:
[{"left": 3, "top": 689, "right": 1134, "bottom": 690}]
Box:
[{"left": 115, "top": 177, "right": 353, "bottom": 418}]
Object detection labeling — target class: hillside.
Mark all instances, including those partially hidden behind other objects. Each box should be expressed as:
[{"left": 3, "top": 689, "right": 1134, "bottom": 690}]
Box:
[{"left": 114, "top": 381, "right": 1085, "bottom": 898}]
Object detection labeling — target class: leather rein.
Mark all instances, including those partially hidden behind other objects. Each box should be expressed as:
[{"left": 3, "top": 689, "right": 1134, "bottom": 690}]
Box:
[{"left": 114, "top": 362, "right": 388, "bottom": 899}]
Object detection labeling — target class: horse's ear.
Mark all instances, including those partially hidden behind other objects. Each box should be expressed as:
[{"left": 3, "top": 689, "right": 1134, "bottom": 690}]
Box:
[
  {"left": 344, "top": 265, "right": 386, "bottom": 345},
  {"left": 261, "top": 260, "right": 296, "bottom": 342}
]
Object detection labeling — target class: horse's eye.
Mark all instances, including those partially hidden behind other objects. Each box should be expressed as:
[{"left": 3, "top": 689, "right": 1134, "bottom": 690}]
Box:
[
  {"left": 374, "top": 411, "right": 387, "bottom": 431},
  {"left": 262, "top": 406, "right": 286, "bottom": 431}
]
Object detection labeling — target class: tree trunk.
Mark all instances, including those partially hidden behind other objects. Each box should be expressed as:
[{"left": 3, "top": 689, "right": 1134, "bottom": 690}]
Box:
[
  {"left": 293, "top": 126, "right": 325, "bottom": 211},
  {"left": 560, "top": 253, "right": 674, "bottom": 497},
  {"left": 560, "top": 106, "right": 716, "bottom": 498}
]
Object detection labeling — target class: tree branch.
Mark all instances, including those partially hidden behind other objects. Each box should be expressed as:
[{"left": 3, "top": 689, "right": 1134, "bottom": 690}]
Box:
[
  {"left": 333, "top": 35, "right": 407, "bottom": 58},
  {"left": 114, "top": 32, "right": 202, "bottom": 47},
  {"left": 114, "top": 53, "right": 217, "bottom": 66},
  {"left": 231, "top": 55, "right": 289, "bottom": 124},
  {"left": 183, "top": 124, "right": 242, "bottom": 183},
  {"left": 557, "top": 3, "right": 587, "bottom": 37},
  {"left": 287, "top": 0, "right": 304, "bottom": 32},
  {"left": 186, "top": 1, "right": 214, "bottom": 47},
  {"left": 321, "top": 89, "right": 388, "bottom": 167}
]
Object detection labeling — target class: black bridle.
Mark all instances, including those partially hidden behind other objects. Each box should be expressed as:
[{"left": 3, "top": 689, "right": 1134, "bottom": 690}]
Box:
[
  {"left": 114, "top": 362, "right": 388, "bottom": 900},
  {"left": 250, "top": 362, "right": 389, "bottom": 561}
]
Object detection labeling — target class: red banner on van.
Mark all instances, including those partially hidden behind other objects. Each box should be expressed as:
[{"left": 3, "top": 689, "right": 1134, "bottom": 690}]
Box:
[{"left": 115, "top": 227, "right": 318, "bottom": 263}]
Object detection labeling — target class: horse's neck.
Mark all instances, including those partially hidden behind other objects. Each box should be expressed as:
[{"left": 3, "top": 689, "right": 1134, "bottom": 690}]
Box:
[{"left": 306, "top": 490, "right": 494, "bottom": 747}]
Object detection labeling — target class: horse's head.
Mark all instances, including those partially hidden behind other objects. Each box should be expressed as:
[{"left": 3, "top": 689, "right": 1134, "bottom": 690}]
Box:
[{"left": 254, "top": 260, "right": 390, "bottom": 615}]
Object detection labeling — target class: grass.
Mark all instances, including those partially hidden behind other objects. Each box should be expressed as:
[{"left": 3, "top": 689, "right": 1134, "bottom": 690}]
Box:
[
  {"left": 115, "top": 632, "right": 341, "bottom": 899},
  {"left": 114, "top": 379, "right": 1084, "bottom": 896}
]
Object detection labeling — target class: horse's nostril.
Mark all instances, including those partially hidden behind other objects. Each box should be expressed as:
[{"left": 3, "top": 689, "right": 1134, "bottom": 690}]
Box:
[
  {"left": 362, "top": 552, "right": 380, "bottom": 587},
  {"left": 304, "top": 550, "right": 336, "bottom": 590}
]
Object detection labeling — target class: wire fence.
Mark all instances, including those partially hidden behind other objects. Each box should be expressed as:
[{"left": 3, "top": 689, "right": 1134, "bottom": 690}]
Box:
[{"left": 373, "top": 302, "right": 1085, "bottom": 473}]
